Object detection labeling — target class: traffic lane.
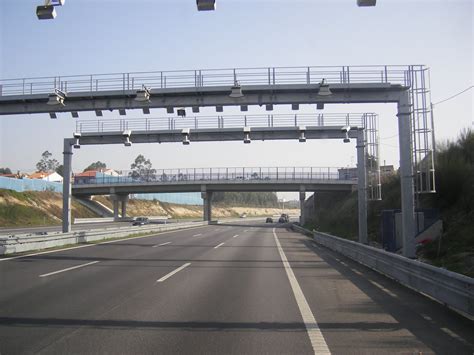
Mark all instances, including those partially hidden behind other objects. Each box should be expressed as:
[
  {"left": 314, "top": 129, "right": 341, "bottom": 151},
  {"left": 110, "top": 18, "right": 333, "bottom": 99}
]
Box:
[
  {"left": 19, "top": 225, "right": 314, "bottom": 354},
  {"left": 0, "top": 224, "right": 236, "bottom": 306},
  {"left": 0, "top": 225, "right": 246, "bottom": 354},
  {"left": 278, "top": 228, "right": 474, "bottom": 354}
]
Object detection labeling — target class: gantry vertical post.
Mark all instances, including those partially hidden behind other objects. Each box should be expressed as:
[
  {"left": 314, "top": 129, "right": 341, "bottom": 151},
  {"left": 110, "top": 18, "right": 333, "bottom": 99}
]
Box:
[
  {"left": 299, "top": 187, "right": 306, "bottom": 226},
  {"left": 62, "top": 139, "right": 74, "bottom": 233},
  {"left": 356, "top": 129, "right": 368, "bottom": 244},
  {"left": 398, "top": 91, "right": 416, "bottom": 258}
]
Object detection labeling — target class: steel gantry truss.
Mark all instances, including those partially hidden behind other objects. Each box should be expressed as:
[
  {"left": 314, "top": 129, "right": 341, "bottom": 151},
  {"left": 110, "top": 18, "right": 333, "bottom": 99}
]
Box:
[
  {"left": 63, "top": 113, "right": 378, "bottom": 251},
  {"left": 0, "top": 65, "right": 436, "bottom": 258}
]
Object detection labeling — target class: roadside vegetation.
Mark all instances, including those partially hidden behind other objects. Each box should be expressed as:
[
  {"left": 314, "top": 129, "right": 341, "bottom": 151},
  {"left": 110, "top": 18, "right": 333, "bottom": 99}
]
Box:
[
  {"left": 305, "top": 128, "right": 474, "bottom": 277},
  {"left": 0, "top": 190, "right": 297, "bottom": 227}
]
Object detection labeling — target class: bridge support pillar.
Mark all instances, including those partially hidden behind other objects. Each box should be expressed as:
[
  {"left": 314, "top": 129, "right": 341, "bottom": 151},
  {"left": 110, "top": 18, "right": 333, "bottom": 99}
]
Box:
[
  {"left": 62, "top": 139, "right": 74, "bottom": 233},
  {"left": 121, "top": 195, "right": 129, "bottom": 220},
  {"left": 357, "top": 130, "right": 368, "bottom": 244},
  {"left": 201, "top": 188, "right": 213, "bottom": 222},
  {"left": 299, "top": 188, "right": 306, "bottom": 226},
  {"left": 398, "top": 91, "right": 416, "bottom": 258},
  {"left": 110, "top": 194, "right": 129, "bottom": 221}
]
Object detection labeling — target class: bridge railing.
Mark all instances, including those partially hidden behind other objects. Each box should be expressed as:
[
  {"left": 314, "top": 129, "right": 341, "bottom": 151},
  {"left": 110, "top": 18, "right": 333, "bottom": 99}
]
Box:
[
  {"left": 73, "top": 167, "right": 353, "bottom": 186},
  {"left": 75, "top": 113, "right": 369, "bottom": 133},
  {"left": 0, "top": 65, "right": 421, "bottom": 96}
]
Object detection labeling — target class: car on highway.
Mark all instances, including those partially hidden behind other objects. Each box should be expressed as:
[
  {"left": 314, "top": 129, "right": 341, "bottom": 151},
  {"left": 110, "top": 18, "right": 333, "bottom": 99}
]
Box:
[
  {"left": 132, "top": 217, "right": 149, "bottom": 226},
  {"left": 278, "top": 214, "right": 289, "bottom": 223},
  {"left": 265, "top": 217, "right": 273, "bottom": 223}
]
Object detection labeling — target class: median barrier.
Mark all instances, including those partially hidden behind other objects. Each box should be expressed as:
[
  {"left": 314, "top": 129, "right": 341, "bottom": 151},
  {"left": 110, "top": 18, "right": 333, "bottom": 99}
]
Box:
[
  {"left": 0, "top": 221, "right": 207, "bottom": 255},
  {"left": 291, "top": 224, "right": 474, "bottom": 318}
]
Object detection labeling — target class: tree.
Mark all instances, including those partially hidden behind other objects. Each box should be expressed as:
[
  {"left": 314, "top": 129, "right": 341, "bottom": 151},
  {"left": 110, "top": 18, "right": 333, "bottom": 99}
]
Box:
[
  {"left": 56, "top": 165, "right": 64, "bottom": 176},
  {"left": 0, "top": 167, "right": 12, "bottom": 174},
  {"left": 84, "top": 161, "right": 107, "bottom": 172},
  {"left": 129, "top": 155, "right": 156, "bottom": 181},
  {"left": 36, "top": 151, "right": 59, "bottom": 173}
]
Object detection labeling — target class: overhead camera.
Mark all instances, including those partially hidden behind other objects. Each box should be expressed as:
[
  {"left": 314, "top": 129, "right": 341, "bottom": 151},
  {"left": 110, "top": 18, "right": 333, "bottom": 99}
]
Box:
[
  {"left": 73, "top": 132, "right": 81, "bottom": 149},
  {"left": 243, "top": 127, "right": 251, "bottom": 144},
  {"left": 182, "top": 128, "right": 190, "bottom": 145},
  {"left": 298, "top": 126, "right": 306, "bottom": 143},
  {"left": 123, "top": 130, "right": 132, "bottom": 147},
  {"left": 341, "top": 126, "right": 351, "bottom": 143}
]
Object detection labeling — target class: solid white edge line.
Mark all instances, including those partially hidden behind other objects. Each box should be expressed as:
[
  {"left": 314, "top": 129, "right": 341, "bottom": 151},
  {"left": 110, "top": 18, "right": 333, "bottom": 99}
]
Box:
[
  {"left": 39, "top": 261, "right": 100, "bottom": 278},
  {"left": 0, "top": 225, "right": 207, "bottom": 262},
  {"left": 214, "top": 242, "right": 225, "bottom": 249},
  {"left": 156, "top": 262, "right": 191, "bottom": 283},
  {"left": 273, "top": 228, "right": 331, "bottom": 355}
]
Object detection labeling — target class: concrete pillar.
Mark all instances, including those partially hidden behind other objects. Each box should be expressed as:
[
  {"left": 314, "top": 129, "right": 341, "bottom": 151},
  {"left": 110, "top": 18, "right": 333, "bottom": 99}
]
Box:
[
  {"left": 201, "top": 188, "right": 212, "bottom": 222},
  {"left": 397, "top": 91, "right": 416, "bottom": 258},
  {"left": 62, "top": 139, "right": 74, "bottom": 233},
  {"left": 356, "top": 130, "right": 368, "bottom": 244},
  {"left": 120, "top": 195, "right": 129, "bottom": 219},
  {"left": 110, "top": 194, "right": 120, "bottom": 221},
  {"left": 299, "top": 188, "right": 306, "bottom": 226}
]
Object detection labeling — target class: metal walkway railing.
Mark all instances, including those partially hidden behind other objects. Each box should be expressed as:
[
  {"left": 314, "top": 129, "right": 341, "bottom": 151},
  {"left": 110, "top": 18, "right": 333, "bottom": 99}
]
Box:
[
  {"left": 73, "top": 167, "right": 352, "bottom": 186},
  {"left": 75, "top": 113, "right": 371, "bottom": 133},
  {"left": 0, "top": 65, "right": 423, "bottom": 96}
]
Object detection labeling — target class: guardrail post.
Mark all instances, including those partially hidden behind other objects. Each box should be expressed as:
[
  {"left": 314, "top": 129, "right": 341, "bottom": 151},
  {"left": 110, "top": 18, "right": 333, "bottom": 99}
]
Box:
[
  {"left": 357, "top": 130, "right": 368, "bottom": 244},
  {"left": 62, "top": 139, "right": 74, "bottom": 233}
]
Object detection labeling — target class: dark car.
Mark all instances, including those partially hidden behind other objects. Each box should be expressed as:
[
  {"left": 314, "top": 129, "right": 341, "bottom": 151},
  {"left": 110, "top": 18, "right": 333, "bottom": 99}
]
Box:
[
  {"left": 278, "top": 217, "right": 286, "bottom": 223},
  {"left": 280, "top": 213, "right": 290, "bottom": 223},
  {"left": 132, "top": 217, "right": 149, "bottom": 226},
  {"left": 266, "top": 217, "right": 273, "bottom": 223}
]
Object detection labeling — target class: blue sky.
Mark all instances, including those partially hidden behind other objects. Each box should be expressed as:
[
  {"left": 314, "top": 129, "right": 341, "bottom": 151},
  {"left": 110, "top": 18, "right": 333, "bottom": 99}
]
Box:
[{"left": 0, "top": 0, "right": 472, "bottom": 183}]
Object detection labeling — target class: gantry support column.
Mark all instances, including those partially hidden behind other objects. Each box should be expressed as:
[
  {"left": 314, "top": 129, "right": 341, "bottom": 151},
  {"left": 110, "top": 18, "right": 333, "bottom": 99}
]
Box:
[
  {"left": 201, "top": 186, "right": 213, "bottom": 222},
  {"left": 62, "top": 139, "right": 74, "bottom": 233},
  {"left": 299, "top": 187, "right": 306, "bottom": 226},
  {"left": 356, "top": 130, "right": 368, "bottom": 244},
  {"left": 398, "top": 91, "right": 416, "bottom": 258}
]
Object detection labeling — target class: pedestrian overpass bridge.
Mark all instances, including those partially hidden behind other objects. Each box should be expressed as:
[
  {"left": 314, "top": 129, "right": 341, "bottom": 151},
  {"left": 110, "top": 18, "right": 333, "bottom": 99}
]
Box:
[{"left": 72, "top": 166, "right": 357, "bottom": 222}]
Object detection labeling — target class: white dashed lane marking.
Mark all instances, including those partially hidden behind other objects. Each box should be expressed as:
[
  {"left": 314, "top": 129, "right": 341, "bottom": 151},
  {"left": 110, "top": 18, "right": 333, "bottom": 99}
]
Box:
[
  {"left": 156, "top": 263, "right": 191, "bottom": 283},
  {"left": 152, "top": 242, "right": 171, "bottom": 248},
  {"left": 39, "top": 261, "right": 100, "bottom": 278}
]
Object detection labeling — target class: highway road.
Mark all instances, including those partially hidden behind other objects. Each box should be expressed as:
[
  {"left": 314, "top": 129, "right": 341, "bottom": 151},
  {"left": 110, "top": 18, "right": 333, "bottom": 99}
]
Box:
[{"left": 0, "top": 222, "right": 472, "bottom": 354}]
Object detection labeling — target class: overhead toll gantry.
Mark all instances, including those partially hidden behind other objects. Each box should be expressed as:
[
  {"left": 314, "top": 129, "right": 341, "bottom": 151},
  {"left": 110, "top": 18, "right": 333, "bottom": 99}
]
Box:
[{"left": 0, "top": 65, "right": 435, "bottom": 258}]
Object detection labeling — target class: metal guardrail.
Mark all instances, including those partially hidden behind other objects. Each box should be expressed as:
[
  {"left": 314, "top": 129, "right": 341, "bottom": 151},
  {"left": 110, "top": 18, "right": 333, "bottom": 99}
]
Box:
[
  {"left": 0, "top": 221, "right": 207, "bottom": 255},
  {"left": 0, "top": 65, "right": 422, "bottom": 96},
  {"left": 291, "top": 225, "right": 474, "bottom": 318},
  {"left": 73, "top": 167, "right": 350, "bottom": 186},
  {"left": 75, "top": 113, "right": 369, "bottom": 133}
]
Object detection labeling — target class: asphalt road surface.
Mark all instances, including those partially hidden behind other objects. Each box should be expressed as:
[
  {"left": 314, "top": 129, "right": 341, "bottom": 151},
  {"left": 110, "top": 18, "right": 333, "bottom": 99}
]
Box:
[{"left": 0, "top": 222, "right": 472, "bottom": 354}]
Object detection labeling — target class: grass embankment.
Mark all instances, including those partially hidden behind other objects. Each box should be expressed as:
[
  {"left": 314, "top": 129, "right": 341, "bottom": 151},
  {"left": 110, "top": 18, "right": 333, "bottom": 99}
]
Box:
[
  {"left": 0, "top": 190, "right": 96, "bottom": 227},
  {"left": 0, "top": 190, "right": 298, "bottom": 228},
  {"left": 305, "top": 129, "right": 474, "bottom": 277}
]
